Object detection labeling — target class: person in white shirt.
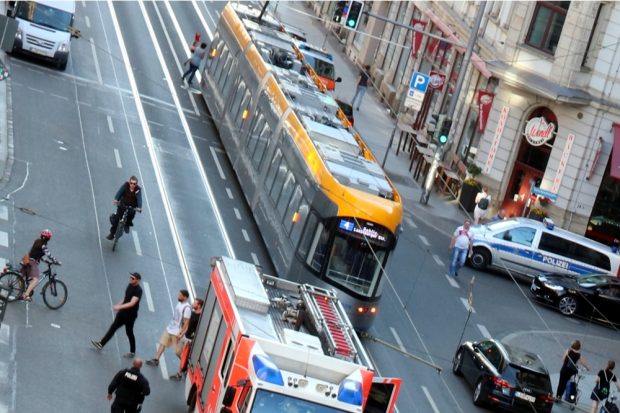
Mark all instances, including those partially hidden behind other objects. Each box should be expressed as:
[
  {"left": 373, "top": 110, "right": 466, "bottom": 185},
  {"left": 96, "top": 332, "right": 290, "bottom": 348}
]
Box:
[
  {"left": 146, "top": 290, "right": 191, "bottom": 367},
  {"left": 449, "top": 220, "right": 473, "bottom": 277},
  {"left": 474, "top": 186, "right": 491, "bottom": 224}
]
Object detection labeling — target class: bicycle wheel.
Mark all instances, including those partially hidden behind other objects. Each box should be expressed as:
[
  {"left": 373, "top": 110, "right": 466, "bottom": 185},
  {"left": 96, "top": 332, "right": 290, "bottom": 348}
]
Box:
[
  {"left": 0, "top": 271, "right": 26, "bottom": 302},
  {"left": 41, "top": 279, "right": 67, "bottom": 309},
  {"left": 112, "top": 216, "right": 126, "bottom": 252}
]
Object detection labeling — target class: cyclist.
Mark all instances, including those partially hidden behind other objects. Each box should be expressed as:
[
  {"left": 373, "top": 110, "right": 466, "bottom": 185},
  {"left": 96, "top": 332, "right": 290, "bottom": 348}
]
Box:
[
  {"left": 107, "top": 176, "right": 142, "bottom": 240},
  {"left": 21, "top": 229, "right": 60, "bottom": 301}
]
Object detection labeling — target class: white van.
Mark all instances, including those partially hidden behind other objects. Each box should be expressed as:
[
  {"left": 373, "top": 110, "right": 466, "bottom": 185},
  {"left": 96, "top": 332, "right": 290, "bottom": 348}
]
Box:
[
  {"left": 8, "top": 1, "right": 77, "bottom": 70},
  {"left": 469, "top": 217, "right": 620, "bottom": 278}
]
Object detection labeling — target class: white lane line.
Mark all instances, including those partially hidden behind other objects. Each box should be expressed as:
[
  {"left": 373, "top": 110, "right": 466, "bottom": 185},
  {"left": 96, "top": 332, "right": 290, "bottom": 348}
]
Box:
[
  {"left": 418, "top": 235, "right": 429, "bottom": 246},
  {"left": 477, "top": 324, "right": 492, "bottom": 339},
  {"left": 250, "top": 253, "right": 259, "bottom": 266},
  {"left": 432, "top": 254, "right": 444, "bottom": 267},
  {"left": 242, "top": 229, "right": 250, "bottom": 242},
  {"left": 0, "top": 205, "right": 8, "bottom": 221},
  {"left": 0, "top": 325, "right": 10, "bottom": 345},
  {"left": 0, "top": 232, "right": 7, "bottom": 248},
  {"left": 132, "top": 230, "right": 142, "bottom": 256},
  {"left": 113, "top": 148, "right": 122, "bottom": 168},
  {"left": 444, "top": 274, "right": 459, "bottom": 288},
  {"left": 190, "top": 0, "right": 214, "bottom": 39},
  {"left": 107, "top": 115, "right": 115, "bottom": 134},
  {"left": 234, "top": 208, "right": 241, "bottom": 220},
  {"left": 89, "top": 38, "right": 103, "bottom": 85},
  {"left": 404, "top": 216, "right": 417, "bottom": 229},
  {"left": 421, "top": 385, "right": 440, "bottom": 413},
  {"left": 226, "top": 188, "right": 233, "bottom": 200},
  {"left": 210, "top": 146, "right": 225, "bottom": 179},
  {"left": 81, "top": 0, "right": 86, "bottom": 7},
  {"left": 154, "top": 344, "right": 169, "bottom": 380},
  {"left": 460, "top": 297, "right": 476, "bottom": 313},
  {"left": 85, "top": 15, "right": 91, "bottom": 29},
  {"left": 143, "top": 281, "right": 155, "bottom": 313},
  {"left": 389, "top": 327, "right": 406, "bottom": 352}
]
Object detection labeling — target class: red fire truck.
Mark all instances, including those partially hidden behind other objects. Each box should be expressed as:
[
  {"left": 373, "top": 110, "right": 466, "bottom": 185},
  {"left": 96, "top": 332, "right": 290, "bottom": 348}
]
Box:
[{"left": 184, "top": 256, "right": 401, "bottom": 413}]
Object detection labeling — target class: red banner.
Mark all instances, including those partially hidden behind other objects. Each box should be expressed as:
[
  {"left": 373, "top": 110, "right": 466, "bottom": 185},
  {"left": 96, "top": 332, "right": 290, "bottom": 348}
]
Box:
[
  {"left": 411, "top": 19, "right": 427, "bottom": 58},
  {"left": 477, "top": 90, "right": 495, "bottom": 133},
  {"left": 611, "top": 123, "right": 620, "bottom": 180},
  {"left": 428, "top": 71, "right": 446, "bottom": 90}
]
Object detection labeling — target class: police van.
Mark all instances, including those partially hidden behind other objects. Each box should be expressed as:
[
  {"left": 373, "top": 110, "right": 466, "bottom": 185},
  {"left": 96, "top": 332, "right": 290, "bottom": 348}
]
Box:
[{"left": 469, "top": 217, "right": 620, "bottom": 278}]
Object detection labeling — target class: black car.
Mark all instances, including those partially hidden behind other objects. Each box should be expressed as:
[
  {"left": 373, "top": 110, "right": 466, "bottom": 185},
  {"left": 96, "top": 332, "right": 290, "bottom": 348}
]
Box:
[
  {"left": 335, "top": 99, "right": 354, "bottom": 126},
  {"left": 531, "top": 272, "right": 620, "bottom": 324},
  {"left": 453, "top": 339, "right": 554, "bottom": 413}
]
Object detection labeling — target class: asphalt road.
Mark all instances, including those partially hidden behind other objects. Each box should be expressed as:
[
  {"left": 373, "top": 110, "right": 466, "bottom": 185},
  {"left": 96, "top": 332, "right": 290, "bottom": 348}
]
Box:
[{"left": 0, "top": 2, "right": 618, "bottom": 413}]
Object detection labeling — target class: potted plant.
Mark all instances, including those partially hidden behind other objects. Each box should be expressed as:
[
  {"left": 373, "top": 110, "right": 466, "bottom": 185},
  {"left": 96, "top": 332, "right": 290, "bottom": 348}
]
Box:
[
  {"left": 528, "top": 207, "right": 547, "bottom": 221},
  {"left": 459, "top": 163, "right": 482, "bottom": 213}
]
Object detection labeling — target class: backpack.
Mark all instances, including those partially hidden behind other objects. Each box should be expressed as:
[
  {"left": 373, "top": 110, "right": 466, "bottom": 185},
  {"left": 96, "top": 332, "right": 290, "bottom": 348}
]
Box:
[{"left": 478, "top": 196, "right": 489, "bottom": 210}]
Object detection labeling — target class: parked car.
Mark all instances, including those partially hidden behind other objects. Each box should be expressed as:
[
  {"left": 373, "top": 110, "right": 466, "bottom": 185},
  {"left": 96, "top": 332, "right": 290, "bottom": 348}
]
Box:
[
  {"left": 453, "top": 339, "right": 554, "bottom": 413},
  {"left": 531, "top": 272, "right": 620, "bottom": 324}
]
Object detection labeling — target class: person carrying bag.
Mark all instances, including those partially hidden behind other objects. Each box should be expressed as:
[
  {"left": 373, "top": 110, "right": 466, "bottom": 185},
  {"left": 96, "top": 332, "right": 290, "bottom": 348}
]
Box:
[{"left": 590, "top": 360, "right": 620, "bottom": 413}]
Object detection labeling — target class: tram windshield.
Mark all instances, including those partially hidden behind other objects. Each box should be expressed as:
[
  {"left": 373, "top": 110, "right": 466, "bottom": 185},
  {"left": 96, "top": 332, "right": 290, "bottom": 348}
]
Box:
[{"left": 250, "top": 389, "right": 346, "bottom": 413}]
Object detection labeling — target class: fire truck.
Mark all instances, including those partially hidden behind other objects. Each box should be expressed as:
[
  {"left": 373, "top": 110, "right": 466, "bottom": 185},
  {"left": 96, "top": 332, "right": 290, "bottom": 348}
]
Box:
[{"left": 184, "top": 256, "right": 401, "bottom": 413}]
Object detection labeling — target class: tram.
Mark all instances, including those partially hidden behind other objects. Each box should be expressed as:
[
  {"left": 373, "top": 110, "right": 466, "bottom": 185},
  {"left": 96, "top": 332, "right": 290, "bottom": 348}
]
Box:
[{"left": 198, "top": 4, "right": 402, "bottom": 330}]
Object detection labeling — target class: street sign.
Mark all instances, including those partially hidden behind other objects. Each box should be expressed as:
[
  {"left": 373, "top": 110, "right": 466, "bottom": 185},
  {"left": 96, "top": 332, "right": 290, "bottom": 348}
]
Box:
[
  {"left": 405, "top": 71, "right": 430, "bottom": 110},
  {"left": 531, "top": 186, "right": 558, "bottom": 201}
]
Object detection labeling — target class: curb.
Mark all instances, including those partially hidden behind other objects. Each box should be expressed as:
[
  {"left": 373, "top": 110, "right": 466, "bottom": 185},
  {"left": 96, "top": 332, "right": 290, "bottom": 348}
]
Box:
[{"left": 0, "top": 51, "right": 13, "bottom": 191}]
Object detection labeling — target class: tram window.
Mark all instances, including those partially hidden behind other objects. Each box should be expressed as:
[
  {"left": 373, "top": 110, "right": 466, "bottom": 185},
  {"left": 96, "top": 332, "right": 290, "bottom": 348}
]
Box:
[
  {"left": 298, "top": 211, "right": 318, "bottom": 262},
  {"left": 221, "top": 61, "right": 237, "bottom": 98},
  {"left": 290, "top": 201, "right": 308, "bottom": 247},
  {"left": 232, "top": 81, "right": 247, "bottom": 117},
  {"left": 284, "top": 187, "right": 302, "bottom": 233},
  {"left": 252, "top": 121, "right": 271, "bottom": 169},
  {"left": 247, "top": 114, "right": 265, "bottom": 155},
  {"left": 265, "top": 149, "right": 282, "bottom": 190},
  {"left": 234, "top": 93, "right": 252, "bottom": 130},
  {"left": 276, "top": 172, "right": 296, "bottom": 216},
  {"left": 269, "top": 162, "right": 288, "bottom": 203},
  {"left": 309, "top": 224, "right": 330, "bottom": 272},
  {"left": 214, "top": 48, "right": 229, "bottom": 85}
]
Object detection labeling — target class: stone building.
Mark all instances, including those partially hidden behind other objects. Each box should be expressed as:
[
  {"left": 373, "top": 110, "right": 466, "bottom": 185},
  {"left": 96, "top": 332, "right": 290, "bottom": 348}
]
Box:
[{"left": 309, "top": 1, "right": 620, "bottom": 245}]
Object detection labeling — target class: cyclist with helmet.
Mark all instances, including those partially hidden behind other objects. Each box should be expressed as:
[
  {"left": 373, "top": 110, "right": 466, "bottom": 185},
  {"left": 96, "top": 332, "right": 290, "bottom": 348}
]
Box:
[
  {"left": 21, "top": 229, "right": 60, "bottom": 301},
  {"left": 107, "top": 176, "right": 142, "bottom": 240}
]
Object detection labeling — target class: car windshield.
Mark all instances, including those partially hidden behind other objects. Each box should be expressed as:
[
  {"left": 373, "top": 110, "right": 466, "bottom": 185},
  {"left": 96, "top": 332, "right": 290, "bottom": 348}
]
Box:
[
  {"left": 250, "top": 389, "right": 346, "bottom": 413},
  {"left": 15, "top": 1, "right": 73, "bottom": 32},
  {"left": 314, "top": 58, "right": 335, "bottom": 80},
  {"left": 577, "top": 274, "right": 609, "bottom": 287},
  {"left": 504, "top": 368, "right": 552, "bottom": 393}
]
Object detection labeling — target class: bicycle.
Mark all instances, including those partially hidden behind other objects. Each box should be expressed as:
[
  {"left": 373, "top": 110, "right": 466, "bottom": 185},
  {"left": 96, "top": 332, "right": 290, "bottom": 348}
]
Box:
[
  {"left": 111, "top": 205, "right": 135, "bottom": 252},
  {"left": 0, "top": 258, "right": 67, "bottom": 309}
]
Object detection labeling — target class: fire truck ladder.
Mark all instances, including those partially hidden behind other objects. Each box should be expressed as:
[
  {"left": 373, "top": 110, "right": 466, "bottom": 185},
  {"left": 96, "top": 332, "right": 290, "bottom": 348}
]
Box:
[{"left": 299, "top": 284, "right": 357, "bottom": 362}]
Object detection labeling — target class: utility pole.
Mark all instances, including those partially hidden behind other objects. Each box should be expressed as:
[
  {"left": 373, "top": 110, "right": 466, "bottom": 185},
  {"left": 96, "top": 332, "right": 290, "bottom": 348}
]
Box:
[{"left": 420, "top": 2, "right": 487, "bottom": 205}]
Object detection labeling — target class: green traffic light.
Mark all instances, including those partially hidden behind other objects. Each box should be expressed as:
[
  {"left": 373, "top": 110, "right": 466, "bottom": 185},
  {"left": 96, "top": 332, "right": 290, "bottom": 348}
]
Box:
[
  {"left": 439, "top": 135, "right": 448, "bottom": 145},
  {"left": 347, "top": 19, "right": 355, "bottom": 27}
]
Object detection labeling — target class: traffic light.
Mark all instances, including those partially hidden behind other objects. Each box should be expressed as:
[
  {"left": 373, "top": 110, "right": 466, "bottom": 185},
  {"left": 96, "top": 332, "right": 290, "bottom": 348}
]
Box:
[
  {"left": 333, "top": 1, "right": 348, "bottom": 23},
  {"left": 438, "top": 118, "right": 452, "bottom": 146},
  {"left": 345, "top": 1, "right": 364, "bottom": 30},
  {"left": 432, "top": 114, "right": 446, "bottom": 140}
]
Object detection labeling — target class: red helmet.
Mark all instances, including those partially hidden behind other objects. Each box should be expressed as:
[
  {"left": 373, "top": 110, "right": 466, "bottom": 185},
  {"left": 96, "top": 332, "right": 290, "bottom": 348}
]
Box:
[{"left": 40, "top": 229, "right": 53, "bottom": 240}]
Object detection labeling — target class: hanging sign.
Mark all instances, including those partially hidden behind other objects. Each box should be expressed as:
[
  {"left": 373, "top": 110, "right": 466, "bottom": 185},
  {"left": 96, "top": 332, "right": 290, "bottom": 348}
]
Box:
[
  {"left": 586, "top": 136, "right": 604, "bottom": 180},
  {"left": 484, "top": 106, "right": 510, "bottom": 174},
  {"left": 524, "top": 117, "right": 555, "bottom": 146},
  {"left": 551, "top": 133, "right": 574, "bottom": 193},
  {"left": 411, "top": 19, "right": 427, "bottom": 58},
  {"left": 477, "top": 90, "right": 495, "bottom": 133},
  {"left": 428, "top": 71, "right": 446, "bottom": 90}
]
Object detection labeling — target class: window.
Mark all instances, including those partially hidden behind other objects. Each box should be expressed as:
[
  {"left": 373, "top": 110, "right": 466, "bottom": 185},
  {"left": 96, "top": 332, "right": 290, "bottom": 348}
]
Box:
[
  {"left": 276, "top": 173, "right": 296, "bottom": 216},
  {"left": 308, "top": 223, "right": 330, "bottom": 272},
  {"left": 289, "top": 200, "right": 309, "bottom": 247},
  {"left": 237, "top": 382, "right": 252, "bottom": 412},
  {"left": 477, "top": 341, "right": 502, "bottom": 370},
  {"left": 252, "top": 120, "right": 271, "bottom": 170},
  {"left": 283, "top": 187, "right": 302, "bottom": 233},
  {"left": 298, "top": 212, "right": 319, "bottom": 262},
  {"left": 495, "top": 227, "right": 537, "bottom": 247},
  {"left": 234, "top": 92, "right": 252, "bottom": 131},
  {"left": 189, "top": 284, "right": 216, "bottom": 366},
  {"left": 525, "top": 2, "right": 570, "bottom": 54},
  {"left": 539, "top": 233, "right": 611, "bottom": 271},
  {"left": 269, "top": 163, "right": 288, "bottom": 203},
  {"left": 265, "top": 149, "right": 282, "bottom": 191}
]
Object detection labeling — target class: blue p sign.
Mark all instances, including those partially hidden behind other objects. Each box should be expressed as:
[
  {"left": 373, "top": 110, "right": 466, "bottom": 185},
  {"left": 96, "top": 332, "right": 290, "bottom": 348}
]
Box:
[{"left": 410, "top": 72, "right": 430, "bottom": 93}]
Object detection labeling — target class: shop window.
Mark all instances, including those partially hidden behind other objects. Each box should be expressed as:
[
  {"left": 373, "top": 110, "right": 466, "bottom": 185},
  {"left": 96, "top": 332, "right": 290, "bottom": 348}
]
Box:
[{"left": 525, "top": 1, "right": 570, "bottom": 54}]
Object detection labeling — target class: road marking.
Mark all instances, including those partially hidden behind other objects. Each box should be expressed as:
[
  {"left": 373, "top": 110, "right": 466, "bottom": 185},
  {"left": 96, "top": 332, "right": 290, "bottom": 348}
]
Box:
[
  {"left": 389, "top": 327, "right": 406, "bottom": 352},
  {"left": 154, "top": 344, "right": 169, "bottom": 380},
  {"left": 0, "top": 325, "right": 9, "bottom": 345},
  {"left": 84, "top": 15, "right": 90, "bottom": 29},
  {"left": 113, "top": 148, "right": 122, "bottom": 168},
  {"left": 132, "top": 230, "right": 142, "bottom": 256},
  {"left": 0, "top": 361, "right": 7, "bottom": 385},
  {"left": 418, "top": 235, "right": 429, "bottom": 246},
  {"left": 210, "top": 146, "right": 226, "bottom": 180},
  {"left": 234, "top": 208, "right": 241, "bottom": 220},
  {"left": 444, "top": 274, "right": 459, "bottom": 288},
  {"left": 432, "top": 254, "right": 444, "bottom": 266},
  {"left": 250, "top": 253, "right": 259, "bottom": 266},
  {"left": 404, "top": 216, "right": 417, "bottom": 229},
  {"left": 421, "top": 385, "right": 440, "bottom": 413},
  {"left": 89, "top": 38, "right": 103, "bottom": 85},
  {"left": 242, "top": 229, "right": 250, "bottom": 242},
  {"left": 107, "top": 115, "right": 115, "bottom": 134},
  {"left": 226, "top": 188, "right": 233, "bottom": 199},
  {"left": 0, "top": 205, "right": 7, "bottom": 221},
  {"left": 50, "top": 323, "right": 61, "bottom": 329},
  {"left": 460, "top": 297, "right": 476, "bottom": 313},
  {"left": 143, "top": 281, "right": 155, "bottom": 312},
  {"left": 0, "top": 232, "right": 7, "bottom": 248},
  {"left": 477, "top": 324, "right": 492, "bottom": 339}
]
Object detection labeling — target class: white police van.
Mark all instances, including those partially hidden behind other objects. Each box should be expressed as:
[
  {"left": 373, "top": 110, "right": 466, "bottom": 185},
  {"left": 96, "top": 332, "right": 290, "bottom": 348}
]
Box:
[{"left": 469, "top": 217, "right": 620, "bottom": 278}]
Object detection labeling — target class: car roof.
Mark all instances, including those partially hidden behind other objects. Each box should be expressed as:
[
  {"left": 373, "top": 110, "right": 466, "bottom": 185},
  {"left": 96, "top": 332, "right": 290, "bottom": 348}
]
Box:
[
  {"left": 546, "top": 272, "right": 620, "bottom": 284},
  {"left": 498, "top": 341, "right": 548, "bottom": 375}
]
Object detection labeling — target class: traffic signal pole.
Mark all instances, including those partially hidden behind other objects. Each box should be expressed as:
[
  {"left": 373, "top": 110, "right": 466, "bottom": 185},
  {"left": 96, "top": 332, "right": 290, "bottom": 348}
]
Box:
[{"left": 420, "top": 1, "right": 487, "bottom": 205}]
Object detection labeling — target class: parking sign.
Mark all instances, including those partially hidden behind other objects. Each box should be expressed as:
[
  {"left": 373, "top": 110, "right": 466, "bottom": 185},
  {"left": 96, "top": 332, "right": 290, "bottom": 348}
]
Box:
[{"left": 405, "top": 72, "right": 430, "bottom": 110}]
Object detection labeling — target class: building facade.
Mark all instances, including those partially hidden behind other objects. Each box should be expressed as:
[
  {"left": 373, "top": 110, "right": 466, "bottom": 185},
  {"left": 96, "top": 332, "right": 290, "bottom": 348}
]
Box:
[{"left": 310, "top": 1, "right": 620, "bottom": 245}]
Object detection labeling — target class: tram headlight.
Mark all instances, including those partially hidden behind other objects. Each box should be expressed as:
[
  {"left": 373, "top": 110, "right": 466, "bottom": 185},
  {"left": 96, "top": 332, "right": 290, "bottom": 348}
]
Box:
[
  {"left": 356, "top": 306, "right": 366, "bottom": 314},
  {"left": 369, "top": 306, "right": 377, "bottom": 314}
]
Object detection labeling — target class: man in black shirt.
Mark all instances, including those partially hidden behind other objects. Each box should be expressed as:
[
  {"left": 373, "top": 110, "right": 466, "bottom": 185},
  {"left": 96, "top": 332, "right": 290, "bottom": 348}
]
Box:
[
  {"left": 107, "top": 358, "right": 150, "bottom": 413},
  {"left": 169, "top": 298, "right": 203, "bottom": 380},
  {"left": 92, "top": 272, "right": 143, "bottom": 358},
  {"left": 107, "top": 176, "right": 142, "bottom": 240}
]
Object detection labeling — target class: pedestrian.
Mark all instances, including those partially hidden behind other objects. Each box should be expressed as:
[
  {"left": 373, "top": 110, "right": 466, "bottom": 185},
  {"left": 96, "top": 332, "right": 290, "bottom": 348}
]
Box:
[
  {"left": 21, "top": 229, "right": 60, "bottom": 301},
  {"left": 556, "top": 339, "right": 589, "bottom": 402},
  {"left": 169, "top": 297, "right": 203, "bottom": 381},
  {"left": 449, "top": 219, "right": 473, "bottom": 277},
  {"left": 107, "top": 176, "right": 142, "bottom": 240},
  {"left": 351, "top": 65, "right": 370, "bottom": 111},
  {"left": 489, "top": 208, "right": 506, "bottom": 223},
  {"left": 182, "top": 42, "right": 207, "bottom": 88},
  {"left": 92, "top": 272, "right": 143, "bottom": 358},
  {"left": 611, "top": 238, "right": 620, "bottom": 254},
  {"left": 146, "top": 289, "right": 191, "bottom": 367},
  {"left": 473, "top": 186, "right": 491, "bottom": 224},
  {"left": 107, "top": 358, "right": 150, "bottom": 413},
  {"left": 590, "top": 360, "right": 620, "bottom": 413}
]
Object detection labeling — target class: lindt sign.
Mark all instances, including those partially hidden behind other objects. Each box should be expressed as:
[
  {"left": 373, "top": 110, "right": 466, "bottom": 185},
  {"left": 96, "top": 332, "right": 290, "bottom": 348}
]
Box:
[{"left": 523, "top": 117, "right": 555, "bottom": 146}]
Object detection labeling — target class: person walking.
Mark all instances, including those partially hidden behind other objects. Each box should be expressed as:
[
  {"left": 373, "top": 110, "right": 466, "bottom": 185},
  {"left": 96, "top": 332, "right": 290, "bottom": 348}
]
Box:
[
  {"left": 351, "top": 65, "right": 370, "bottom": 111},
  {"left": 590, "top": 360, "right": 620, "bottom": 413},
  {"left": 170, "top": 297, "right": 203, "bottom": 381},
  {"left": 473, "top": 186, "right": 491, "bottom": 224},
  {"left": 107, "top": 176, "right": 142, "bottom": 240},
  {"left": 92, "top": 273, "right": 143, "bottom": 358},
  {"left": 146, "top": 290, "right": 191, "bottom": 367},
  {"left": 556, "top": 340, "right": 589, "bottom": 402},
  {"left": 107, "top": 358, "right": 150, "bottom": 413},
  {"left": 449, "top": 219, "right": 473, "bottom": 277},
  {"left": 182, "top": 42, "right": 207, "bottom": 88}
]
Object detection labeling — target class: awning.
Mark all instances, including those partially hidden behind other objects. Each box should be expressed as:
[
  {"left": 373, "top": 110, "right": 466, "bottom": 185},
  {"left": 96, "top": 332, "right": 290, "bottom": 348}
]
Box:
[
  {"left": 424, "top": 9, "right": 492, "bottom": 79},
  {"left": 611, "top": 123, "right": 620, "bottom": 180}
]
